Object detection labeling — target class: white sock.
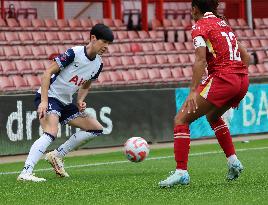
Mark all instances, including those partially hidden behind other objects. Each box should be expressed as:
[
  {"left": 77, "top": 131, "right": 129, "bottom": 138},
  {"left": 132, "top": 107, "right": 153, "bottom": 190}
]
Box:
[
  {"left": 227, "top": 154, "right": 238, "bottom": 164},
  {"left": 54, "top": 130, "right": 102, "bottom": 158},
  {"left": 22, "top": 132, "right": 54, "bottom": 174},
  {"left": 176, "top": 169, "right": 188, "bottom": 173}
]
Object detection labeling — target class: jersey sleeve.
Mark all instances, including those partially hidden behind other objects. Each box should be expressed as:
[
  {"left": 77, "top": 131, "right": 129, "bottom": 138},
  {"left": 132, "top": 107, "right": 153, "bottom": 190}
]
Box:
[
  {"left": 91, "top": 63, "right": 103, "bottom": 80},
  {"left": 54, "top": 48, "right": 75, "bottom": 69},
  {"left": 191, "top": 23, "right": 208, "bottom": 40}
]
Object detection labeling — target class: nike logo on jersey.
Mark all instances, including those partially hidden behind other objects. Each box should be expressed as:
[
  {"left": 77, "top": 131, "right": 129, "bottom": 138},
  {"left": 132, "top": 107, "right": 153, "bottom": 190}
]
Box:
[{"left": 69, "top": 75, "right": 86, "bottom": 86}]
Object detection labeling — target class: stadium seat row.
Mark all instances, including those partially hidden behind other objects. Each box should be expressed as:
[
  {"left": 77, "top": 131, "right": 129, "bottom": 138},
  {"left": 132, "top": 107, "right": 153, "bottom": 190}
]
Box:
[
  {"left": 0, "top": 18, "right": 126, "bottom": 31},
  {"left": 0, "top": 30, "right": 165, "bottom": 45}
]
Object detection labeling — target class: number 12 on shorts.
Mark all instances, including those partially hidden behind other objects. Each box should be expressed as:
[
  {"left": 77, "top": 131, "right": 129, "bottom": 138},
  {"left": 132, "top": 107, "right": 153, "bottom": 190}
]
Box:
[{"left": 221, "top": 32, "right": 241, "bottom": 61}]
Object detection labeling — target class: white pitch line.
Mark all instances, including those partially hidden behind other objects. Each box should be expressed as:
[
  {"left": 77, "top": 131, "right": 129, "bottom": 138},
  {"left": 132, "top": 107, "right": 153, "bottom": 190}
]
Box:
[{"left": 1, "top": 146, "right": 268, "bottom": 176}]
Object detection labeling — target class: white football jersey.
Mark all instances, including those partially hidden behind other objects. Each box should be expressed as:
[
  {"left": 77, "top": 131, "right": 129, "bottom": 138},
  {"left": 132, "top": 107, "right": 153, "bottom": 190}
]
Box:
[{"left": 37, "top": 46, "right": 103, "bottom": 105}]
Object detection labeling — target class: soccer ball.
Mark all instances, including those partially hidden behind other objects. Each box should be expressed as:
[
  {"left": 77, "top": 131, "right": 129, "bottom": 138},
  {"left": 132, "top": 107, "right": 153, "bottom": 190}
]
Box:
[{"left": 123, "top": 137, "right": 150, "bottom": 162}]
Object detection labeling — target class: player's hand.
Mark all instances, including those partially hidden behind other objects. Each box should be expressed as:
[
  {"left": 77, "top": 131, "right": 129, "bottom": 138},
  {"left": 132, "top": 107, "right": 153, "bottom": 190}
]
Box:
[
  {"left": 77, "top": 101, "right": 87, "bottom": 112},
  {"left": 38, "top": 101, "right": 48, "bottom": 119},
  {"left": 182, "top": 91, "right": 198, "bottom": 114}
]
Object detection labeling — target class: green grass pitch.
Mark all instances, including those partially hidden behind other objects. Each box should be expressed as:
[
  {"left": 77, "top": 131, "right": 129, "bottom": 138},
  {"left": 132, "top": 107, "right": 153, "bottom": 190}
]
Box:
[{"left": 0, "top": 139, "right": 268, "bottom": 205}]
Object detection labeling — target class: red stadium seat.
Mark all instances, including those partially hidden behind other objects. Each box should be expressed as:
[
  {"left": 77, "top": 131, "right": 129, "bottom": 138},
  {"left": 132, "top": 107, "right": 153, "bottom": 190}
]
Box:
[
  {"left": 184, "top": 42, "right": 194, "bottom": 50},
  {"left": 4, "top": 46, "right": 20, "bottom": 59},
  {"left": 156, "top": 55, "right": 168, "bottom": 65},
  {"left": 182, "top": 66, "right": 193, "bottom": 78},
  {"left": 18, "top": 32, "right": 34, "bottom": 44},
  {"left": 107, "top": 44, "right": 120, "bottom": 55},
  {"left": 0, "top": 61, "right": 17, "bottom": 74},
  {"left": 185, "top": 30, "right": 192, "bottom": 41},
  {"left": 68, "top": 19, "right": 82, "bottom": 30},
  {"left": 147, "top": 68, "right": 162, "bottom": 82},
  {"left": 121, "top": 56, "right": 135, "bottom": 68},
  {"left": 97, "top": 71, "right": 112, "bottom": 85},
  {"left": 148, "top": 30, "right": 164, "bottom": 41},
  {"left": 167, "top": 30, "right": 175, "bottom": 42},
  {"left": 254, "top": 29, "right": 264, "bottom": 37},
  {"left": 116, "top": 31, "right": 128, "bottom": 42},
  {"left": 56, "top": 19, "right": 69, "bottom": 31},
  {"left": 5, "top": 32, "right": 20, "bottom": 44},
  {"left": 132, "top": 56, "right": 146, "bottom": 66},
  {"left": 250, "top": 39, "right": 261, "bottom": 48},
  {"left": 0, "top": 47, "right": 5, "bottom": 60},
  {"left": 0, "top": 32, "right": 7, "bottom": 45},
  {"left": 58, "top": 32, "right": 72, "bottom": 44},
  {"left": 80, "top": 19, "right": 93, "bottom": 28},
  {"left": 24, "top": 74, "right": 41, "bottom": 89},
  {"left": 32, "top": 46, "right": 47, "bottom": 59},
  {"left": 164, "top": 42, "right": 176, "bottom": 52},
  {"left": 179, "top": 54, "right": 190, "bottom": 64},
  {"left": 167, "top": 54, "right": 180, "bottom": 64},
  {"left": 10, "top": 75, "right": 29, "bottom": 90},
  {"left": 6, "top": 18, "right": 20, "bottom": 30},
  {"left": 160, "top": 68, "right": 174, "bottom": 81},
  {"left": 81, "top": 31, "right": 90, "bottom": 41},
  {"left": 0, "top": 18, "right": 7, "bottom": 30},
  {"left": 171, "top": 67, "right": 184, "bottom": 79},
  {"left": 15, "top": 61, "right": 32, "bottom": 74},
  {"left": 151, "top": 19, "right": 163, "bottom": 30},
  {"left": 174, "top": 42, "right": 186, "bottom": 51},
  {"left": 137, "top": 31, "right": 150, "bottom": 40},
  {"left": 144, "top": 55, "right": 157, "bottom": 65},
  {"left": 121, "top": 70, "right": 137, "bottom": 83},
  {"left": 32, "top": 19, "right": 46, "bottom": 30},
  {"left": 0, "top": 76, "right": 15, "bottom": 91},
  {"left": 131, "top": 43, "right": 142, "bottom": 53},
  {"left": 30, "top": 60, "right": 45, "bottom": 73},
  {"left": 256, "top": 51, "right": 266, "bottom": 63},
  {"left": 119, "top": 44, "right": 131, "bottom": 53},
  {"left": 109, "top": 71, "right": 125, "bottom": 84},
  {"left": 103, "top": 18, "right": 115, "bottom": 28},
  {"left": 260, "top": 39, "right": 268, "bottom": 47},
  {"left": 108, "top": 56, "right": 122, "bottom": 69},
  {"left": 18, "top": 46, "right": 33, "bottom": 59},
  {"left": 135, "top": 69, "right": 150, "bottom": 83},
  {"left": 32, "top": 32, "right": 47, "bottom": 44},
  {"left": 45, "top": 32, "right": 60, "bottom": 44},
  {"left": 141, "top": 43, "right": 154, "bottom": 53},
  {"left": 177, "top": 30, "right": 186, "bottom": 43},
  {"left": 18, "top": 19, "right": 33, "bottom": 30},
  {"left": 248, "top": 65, "right": 259, "bottom": 76},
  {"left": 152, "top": 42, "right": 165, "bottom": 52},
  {"left": 70, "top": 32, "right": 84, "bottom": 44},
  {"left": 45, "top": 46, "right": 59, "bottom": 59},
  {"left": 113, "top": 19, "right": 125, "bottom": 30}
]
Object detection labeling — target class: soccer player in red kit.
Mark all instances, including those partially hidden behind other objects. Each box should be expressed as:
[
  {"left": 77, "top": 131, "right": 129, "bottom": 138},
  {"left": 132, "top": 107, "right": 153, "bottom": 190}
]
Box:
[{"left": 159, "top": 0, "right": 250, "bottom": 187}]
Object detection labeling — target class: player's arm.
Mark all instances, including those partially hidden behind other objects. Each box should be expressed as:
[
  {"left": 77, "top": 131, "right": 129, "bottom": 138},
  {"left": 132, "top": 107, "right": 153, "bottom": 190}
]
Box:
[
  {"left": 38, "top": 61, "right": 61, "bottom": 119},
  {"left": 182, "top": 36, "right": 207, "bottom": 113},
  {"left": 76, "top": 80, "right": 92, "bottom": 112},
  {"left": 190, "top": 37, "right": 207, "bottom": 92},
  {"left": 238, "top": 42, "right": 250, "bottom": 67}
]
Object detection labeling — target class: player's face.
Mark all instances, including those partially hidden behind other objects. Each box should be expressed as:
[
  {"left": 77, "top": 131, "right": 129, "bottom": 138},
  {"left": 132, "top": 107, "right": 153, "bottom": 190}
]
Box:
[{"left": 95, "top": 39, "right": 110, "bottom": 55}]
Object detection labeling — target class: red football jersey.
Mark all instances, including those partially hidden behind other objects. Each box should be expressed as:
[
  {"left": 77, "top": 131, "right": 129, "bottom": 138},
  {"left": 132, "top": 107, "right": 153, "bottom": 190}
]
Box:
[{"left": 191, "top": 12, "right": 247, "bottom": 75}]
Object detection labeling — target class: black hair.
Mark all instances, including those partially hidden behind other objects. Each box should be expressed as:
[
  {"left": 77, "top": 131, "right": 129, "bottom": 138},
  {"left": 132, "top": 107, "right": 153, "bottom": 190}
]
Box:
[
  {"left": 90, "top": 23, "right": 114, "bottom": 42},
  {"left": 192, "top": 0, "right": 225, "bottom": 20}
]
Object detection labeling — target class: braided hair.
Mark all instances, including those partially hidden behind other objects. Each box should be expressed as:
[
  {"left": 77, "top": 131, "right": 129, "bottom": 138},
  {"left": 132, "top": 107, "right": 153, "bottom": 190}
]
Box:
[{"left": 192, "top": 0, "right": 226, "bottom": 21}]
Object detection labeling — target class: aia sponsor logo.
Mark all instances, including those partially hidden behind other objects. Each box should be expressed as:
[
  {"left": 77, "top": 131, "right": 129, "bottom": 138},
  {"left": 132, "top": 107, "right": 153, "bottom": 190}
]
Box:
[{"left": 69, "top": 75, "right": 86, "bottom": 86}]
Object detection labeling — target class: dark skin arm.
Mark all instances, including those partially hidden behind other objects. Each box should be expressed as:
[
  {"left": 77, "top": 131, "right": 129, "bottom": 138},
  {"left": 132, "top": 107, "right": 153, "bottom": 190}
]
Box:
[{"left": 182, "top": 46, "right": 207, "bottom": 114}]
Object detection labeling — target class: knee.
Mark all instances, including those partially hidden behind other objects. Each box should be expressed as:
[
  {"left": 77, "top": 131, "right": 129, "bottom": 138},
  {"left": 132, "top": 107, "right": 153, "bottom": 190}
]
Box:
[
  {"left": 206, "top": 114, "right": 218, "bottom": 125},
  {"left": 43, "top": 127, "right": 58, "bottom": 137}
]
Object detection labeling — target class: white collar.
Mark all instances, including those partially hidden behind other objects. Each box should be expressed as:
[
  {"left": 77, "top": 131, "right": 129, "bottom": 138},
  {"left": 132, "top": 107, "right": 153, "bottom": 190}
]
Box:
[{"left": 203, "top": 12, "right": 216, "bottom": 18}]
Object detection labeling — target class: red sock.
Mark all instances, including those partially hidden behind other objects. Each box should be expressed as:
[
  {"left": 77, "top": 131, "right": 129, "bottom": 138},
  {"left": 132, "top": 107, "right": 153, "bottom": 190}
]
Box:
[
  {"left": 210, "top": 118, "right": 235, "bottom": 157},
  {"left": 174, "top": 124, "right": 190, "bottom": 170}
]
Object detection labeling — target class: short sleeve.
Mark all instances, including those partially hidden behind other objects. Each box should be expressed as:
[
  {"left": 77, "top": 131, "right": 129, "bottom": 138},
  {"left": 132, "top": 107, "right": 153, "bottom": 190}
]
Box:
[
  {"left": 191, "top": 23, "right": 208, "bottom": 40},
  {"left": 91, "top": 63, "right": 103, "bottom": 80},
  {"left": 54, "top": 48, "right": 75, "bottom": 69}
]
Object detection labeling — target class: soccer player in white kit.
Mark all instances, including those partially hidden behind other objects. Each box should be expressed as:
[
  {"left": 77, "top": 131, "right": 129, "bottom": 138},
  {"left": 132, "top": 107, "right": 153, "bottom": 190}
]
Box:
[{"left": 17, "top": 24, "right": 114, "bottom": 182}]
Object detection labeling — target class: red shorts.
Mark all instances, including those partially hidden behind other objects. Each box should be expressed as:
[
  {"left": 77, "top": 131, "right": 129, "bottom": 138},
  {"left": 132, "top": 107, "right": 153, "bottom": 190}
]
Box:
[{"left": 197, "top": 73, "right": 249, "bottom": 108}]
